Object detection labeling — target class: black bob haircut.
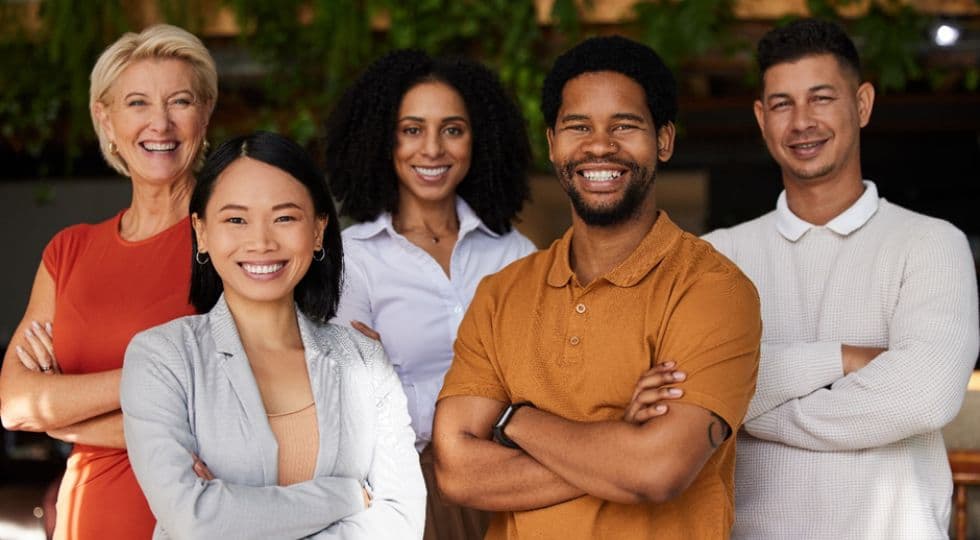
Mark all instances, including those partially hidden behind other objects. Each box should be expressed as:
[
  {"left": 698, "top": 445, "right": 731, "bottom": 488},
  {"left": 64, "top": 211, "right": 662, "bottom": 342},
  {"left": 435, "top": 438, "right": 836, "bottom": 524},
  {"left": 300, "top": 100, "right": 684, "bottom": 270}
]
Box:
[
  {"left": 189, "top": 131, "right": 343, "bottom": 323},
  {"left": 323, "top": 49, "right": 531, "bottom": 234},
  {"left": 541, "top": 35, "right": 677, "bottom": 131},
  {"left": 757, "top": 19, "right": 861, "bottom": 82}
]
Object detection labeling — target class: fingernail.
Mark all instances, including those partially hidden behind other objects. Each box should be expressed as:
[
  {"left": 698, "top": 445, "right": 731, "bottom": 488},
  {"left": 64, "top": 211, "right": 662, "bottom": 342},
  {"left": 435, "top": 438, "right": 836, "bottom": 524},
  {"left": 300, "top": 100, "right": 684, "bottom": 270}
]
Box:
[
  {"left": 656, "top": 404, "right": 667, "bottom": 412},
  {"left": 15, "top": 345, "right": 23, "bottom": 353},
  {"left": 664, "top": 361, "right": 675, "bottom": 368},
  {"left": 669, "top": 388, "right": 683, "bottom": 396},
  {"left": 45, "top": 322, "right": 52, "bottom": 333},
  {"left": 673, "top": 371, "right": 686, "bottom": 381},
  {"left": 25, "top": 328, "right": 33, "bottom": 338}
]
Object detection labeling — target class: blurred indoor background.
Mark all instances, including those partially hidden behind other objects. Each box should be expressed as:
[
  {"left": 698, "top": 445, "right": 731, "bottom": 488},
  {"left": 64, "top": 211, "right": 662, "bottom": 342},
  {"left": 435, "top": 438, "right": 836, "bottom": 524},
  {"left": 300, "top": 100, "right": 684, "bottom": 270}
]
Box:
[{"left": 1, "top": 1, "right": 978, "bottom": 538}]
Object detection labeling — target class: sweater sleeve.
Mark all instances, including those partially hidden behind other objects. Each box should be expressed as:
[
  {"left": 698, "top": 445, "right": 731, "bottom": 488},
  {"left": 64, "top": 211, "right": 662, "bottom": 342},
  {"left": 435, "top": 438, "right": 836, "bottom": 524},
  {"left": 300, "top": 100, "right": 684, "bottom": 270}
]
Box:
[
  {"left": 744, "top": 223, "right": 979, "bottom": 450},
  {"left": 121, "top": 330, "right": 365, "bottom": 539},
  {"left": 308, "top": 341, "right": 426, "bottom": 539},
  {"left": 743, "top": 342, "right": 844, "bottom": 421}
]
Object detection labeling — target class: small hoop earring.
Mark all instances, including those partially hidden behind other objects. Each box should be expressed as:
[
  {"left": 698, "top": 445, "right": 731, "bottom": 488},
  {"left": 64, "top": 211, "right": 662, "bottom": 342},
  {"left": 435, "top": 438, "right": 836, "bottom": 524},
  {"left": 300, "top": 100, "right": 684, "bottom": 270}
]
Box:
[
  {"left": 108, "top": 141, "right": 118, "bottom": 154},
  {"left": 202, "top": 139, "right": 211, "bottom": 154},
  {"left": 312, "top": 249, "right": 325, "bottom": 262},
  {"left": 195, "top": 251, "right": 210, "bottom": 265}
]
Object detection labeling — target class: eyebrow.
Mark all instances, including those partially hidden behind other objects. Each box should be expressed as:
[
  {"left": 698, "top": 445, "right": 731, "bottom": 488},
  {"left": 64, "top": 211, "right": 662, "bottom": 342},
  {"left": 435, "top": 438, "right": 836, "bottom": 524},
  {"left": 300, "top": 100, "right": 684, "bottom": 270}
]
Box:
[
  {"left": 559, "top": 113, "right": 647, "bottom": 123},
  {"left": 217, "top": 202, "right": 304, "bottom": 212},
  {"left": 765, "top": 84, "right": 838, "bottom": 102},
  {"left": 122, "top": 89, "right": 194, "bottom": 101},
  {"left": 398, "top": 115, "right": 469, "bottom": 124}
]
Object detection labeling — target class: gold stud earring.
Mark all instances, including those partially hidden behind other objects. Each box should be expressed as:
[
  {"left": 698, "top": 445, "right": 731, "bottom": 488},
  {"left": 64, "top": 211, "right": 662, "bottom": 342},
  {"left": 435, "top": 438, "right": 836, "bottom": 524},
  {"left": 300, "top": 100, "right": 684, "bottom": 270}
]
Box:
[{"left": 108, "top": 141, "right": 118, "bottom": 155}]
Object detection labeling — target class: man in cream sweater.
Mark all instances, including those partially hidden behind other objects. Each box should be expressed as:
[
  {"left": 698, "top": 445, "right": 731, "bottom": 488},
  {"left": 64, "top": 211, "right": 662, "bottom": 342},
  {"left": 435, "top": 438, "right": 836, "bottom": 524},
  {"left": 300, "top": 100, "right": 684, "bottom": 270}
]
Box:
[{"left": 703, "top": 19, "right": 979, "bottom": 538}]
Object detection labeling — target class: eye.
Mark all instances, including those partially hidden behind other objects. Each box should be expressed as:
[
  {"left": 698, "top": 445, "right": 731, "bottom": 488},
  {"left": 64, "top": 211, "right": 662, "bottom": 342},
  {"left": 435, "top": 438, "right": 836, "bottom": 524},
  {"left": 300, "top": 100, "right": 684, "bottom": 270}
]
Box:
[
  {"left": 126, "top": 99, "right": 148, "bottom": 107},
  {"left": 444, "top": 125, "right": 465, "bottom": 136},
  {"left": 169, "top": 97, "right": 194, "bottom": 108},
  {"left": 224, "top": 217, "right": 245, "bottom": 225},
  {"left": 401, "top": 126, "right": 422, "bottom": 136},
  {"left": 812, "top": 95, "right": 835, "bottom": 104},
  {"left": 274, "top": 215, "right": 297, "bottom": 223},
  {"left": 612, "top": 124, "right": 638, "bottom": 132},
  {"left": 563, "top": 124, "right": 590, "bottom": 133},
  {"left": 770, "top": 100, "right": 791, "bottom": 111}
]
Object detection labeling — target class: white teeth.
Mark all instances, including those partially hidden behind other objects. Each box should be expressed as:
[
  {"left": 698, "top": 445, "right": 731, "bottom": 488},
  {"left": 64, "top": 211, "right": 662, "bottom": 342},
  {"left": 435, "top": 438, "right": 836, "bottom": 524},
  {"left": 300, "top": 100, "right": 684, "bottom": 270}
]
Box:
[
  {"left": 794, "top": 142, "right": 820, "bottom": 149},
  {"left": 582, "top": 170, "right": 622, "bottom": 181},
  {"left": 142, "top": 142, "right": 177, "bottom": 151},
  {"left": 414, "top": 166, "right": 449, "bottom": 176},
  {"left": 241, "top": 263, "right": 284, "bottom": 275}
]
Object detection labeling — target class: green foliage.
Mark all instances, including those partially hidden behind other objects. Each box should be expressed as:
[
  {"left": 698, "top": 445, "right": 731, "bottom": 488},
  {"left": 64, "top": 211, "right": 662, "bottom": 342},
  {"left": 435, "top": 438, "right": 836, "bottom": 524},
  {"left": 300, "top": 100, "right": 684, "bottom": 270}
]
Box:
[
  {"left": 1, "top": 0, "right": 977, "bottom": 177},
  {"left": 0, "top": 2, "right": 129, "bottom": 173},
  {"left": 632, "top": 0, "right": 737, "bottom": 72}
]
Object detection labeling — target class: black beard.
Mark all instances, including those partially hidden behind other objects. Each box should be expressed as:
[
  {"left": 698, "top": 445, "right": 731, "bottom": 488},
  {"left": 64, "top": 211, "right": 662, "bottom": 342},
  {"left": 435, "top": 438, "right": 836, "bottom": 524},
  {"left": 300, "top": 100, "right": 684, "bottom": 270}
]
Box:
[{"left": 556, "top": 157, "right": 656, "bottom": 227}]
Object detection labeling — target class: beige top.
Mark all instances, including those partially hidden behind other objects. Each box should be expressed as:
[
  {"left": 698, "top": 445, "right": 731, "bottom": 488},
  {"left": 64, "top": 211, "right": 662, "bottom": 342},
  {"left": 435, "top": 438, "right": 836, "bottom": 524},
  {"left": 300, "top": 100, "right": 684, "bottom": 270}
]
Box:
[{"left": 268, "top": 402, "right": 319, "bottom": 486}]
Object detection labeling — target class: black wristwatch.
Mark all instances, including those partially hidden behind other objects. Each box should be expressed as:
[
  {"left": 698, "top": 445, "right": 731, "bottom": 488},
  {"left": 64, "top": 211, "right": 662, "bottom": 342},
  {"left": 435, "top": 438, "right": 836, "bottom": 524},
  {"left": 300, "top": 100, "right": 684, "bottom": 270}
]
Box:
[{"left": 493, "top": 401, "right": 534, "bottom": 449}]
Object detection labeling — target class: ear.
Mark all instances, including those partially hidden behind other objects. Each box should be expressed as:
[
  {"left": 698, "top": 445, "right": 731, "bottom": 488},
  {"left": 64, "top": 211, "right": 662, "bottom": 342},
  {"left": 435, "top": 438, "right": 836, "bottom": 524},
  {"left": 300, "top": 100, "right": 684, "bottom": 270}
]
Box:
[
  {"left": 655, "top": 122, "right": 676, "bottom": 162},
  {"left": 92, "top": 101, "right": 116, "bottom": 143},
  {"left": 855, "top": 81, "right": 875, "bottom": 128},
  {"left": 191, "top": 213, "right": 207, "bottom": 253},
  {"left": 753, "top": 99, "right": 766, "bottom": 137},
  {"left": 314, "top": 216, "right": 328, "bottom": 250},
  {"left": 546, "top": 127, "right": 556, "bottom": 164}
]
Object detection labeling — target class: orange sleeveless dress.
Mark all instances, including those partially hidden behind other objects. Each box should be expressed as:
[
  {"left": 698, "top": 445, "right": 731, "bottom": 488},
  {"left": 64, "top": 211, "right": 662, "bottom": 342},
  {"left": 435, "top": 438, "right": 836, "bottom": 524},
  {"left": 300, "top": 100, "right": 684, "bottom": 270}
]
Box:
[{"left": 43, "top": 210, "right": 195, "bottom": 540}]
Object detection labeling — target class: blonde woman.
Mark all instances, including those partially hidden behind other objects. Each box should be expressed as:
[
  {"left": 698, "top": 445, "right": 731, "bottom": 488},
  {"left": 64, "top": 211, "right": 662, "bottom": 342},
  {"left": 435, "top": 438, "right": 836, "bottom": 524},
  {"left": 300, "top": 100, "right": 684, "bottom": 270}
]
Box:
[{"left": 0, "top": 24, "right": 216, "bottom": 539}]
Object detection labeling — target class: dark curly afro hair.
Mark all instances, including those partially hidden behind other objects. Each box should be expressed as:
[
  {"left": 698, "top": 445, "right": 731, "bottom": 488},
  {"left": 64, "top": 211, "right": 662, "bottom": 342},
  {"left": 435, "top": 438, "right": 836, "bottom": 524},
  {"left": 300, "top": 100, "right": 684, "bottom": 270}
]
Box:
[
  {"left": 757, "top": 19, "right": 861, "bottom": 82},
  {"left": 541, "top": 35, "right": 677, "bottom": 131},
  {"left": 323, "top": 49, "right": 531, "bottom": 234}
]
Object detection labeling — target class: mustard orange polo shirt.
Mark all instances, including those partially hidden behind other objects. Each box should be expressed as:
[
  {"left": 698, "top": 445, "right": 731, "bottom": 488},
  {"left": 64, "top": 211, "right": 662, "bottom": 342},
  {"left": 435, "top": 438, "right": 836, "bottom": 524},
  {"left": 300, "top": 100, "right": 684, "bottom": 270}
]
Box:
[{"left": 439, "top": 212, "right": 761, "bottom": 539}]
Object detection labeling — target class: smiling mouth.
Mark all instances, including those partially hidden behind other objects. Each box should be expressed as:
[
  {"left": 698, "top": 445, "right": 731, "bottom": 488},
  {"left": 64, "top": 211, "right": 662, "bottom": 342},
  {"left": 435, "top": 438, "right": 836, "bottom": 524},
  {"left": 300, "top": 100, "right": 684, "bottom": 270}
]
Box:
[
  {"left": 240, "top": 262, "right": 286, "bottom": 276},
  {"left": 140, "top": 141, "right": 179, "bottom": 153},
  {"left": 579, "top": 169, "right": 624, "bottom": 182},
  {"left": 413, "top": 165, "right": 450, "bottom": 179}
]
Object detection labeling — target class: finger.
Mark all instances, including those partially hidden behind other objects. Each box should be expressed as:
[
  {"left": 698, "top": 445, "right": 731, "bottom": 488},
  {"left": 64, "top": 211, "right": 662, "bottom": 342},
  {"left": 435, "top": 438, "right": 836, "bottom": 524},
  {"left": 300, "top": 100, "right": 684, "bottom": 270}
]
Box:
[
  {"left": 30, "top": 321, "right": 55, "bottom": 359},
  {"left": 192, "top": 459, "right": 214, "bottom": 481},
  {"left": 351, "top": 321, "right": 381, "bottom": 341},
  {"left": 633, "top": 387, "right": 684, "bottom": 408},
  {"left": 630, "top": 370, "right": 686, "bottom": 402},
  {"left": 633, "top": 403, "right": 670, "bottom": 423},
  {"left": 24, "top": 329, "right": 53, "bottom": 370},
  {"left": 15, "top": 345, "right": 41, "bottom": 371}
]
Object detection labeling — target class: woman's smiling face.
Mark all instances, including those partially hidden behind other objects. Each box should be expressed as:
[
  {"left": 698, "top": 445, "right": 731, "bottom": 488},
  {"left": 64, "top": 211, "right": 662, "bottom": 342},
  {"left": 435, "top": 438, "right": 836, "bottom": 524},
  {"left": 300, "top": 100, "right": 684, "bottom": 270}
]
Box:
[{"left": 193, "top": 157, "right": 326, "bottom": 308}]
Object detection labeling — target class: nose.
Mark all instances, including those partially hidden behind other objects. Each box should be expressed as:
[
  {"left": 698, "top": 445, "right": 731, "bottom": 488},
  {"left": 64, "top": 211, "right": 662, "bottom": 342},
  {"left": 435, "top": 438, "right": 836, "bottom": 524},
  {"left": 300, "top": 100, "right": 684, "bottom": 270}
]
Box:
[
  {"left": 421, "top": 131, "right": 445, "bottom": 159},
  {"left": 583, "top": 131, "right": 618, "bottom": 158},
  {"left": 148, "top": 103, "right": 173, "bottom": 131},
  {"left": 246, "top": 222, "right": 277, "bottom": 252},
  {"left": 791, "top": 103, "right": 817, "bottom": 132}
]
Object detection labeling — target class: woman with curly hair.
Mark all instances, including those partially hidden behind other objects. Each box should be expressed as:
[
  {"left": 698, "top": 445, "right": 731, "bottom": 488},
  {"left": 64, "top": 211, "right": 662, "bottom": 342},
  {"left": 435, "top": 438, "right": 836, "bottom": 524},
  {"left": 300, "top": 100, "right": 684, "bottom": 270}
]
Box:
[{"left": 324, "top": 49, "right": 536, "bottom": 539}]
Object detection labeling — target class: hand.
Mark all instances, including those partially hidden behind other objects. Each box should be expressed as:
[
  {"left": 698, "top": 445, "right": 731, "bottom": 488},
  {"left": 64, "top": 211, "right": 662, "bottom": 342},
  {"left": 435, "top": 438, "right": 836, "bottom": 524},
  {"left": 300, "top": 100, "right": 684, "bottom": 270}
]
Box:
[
  {"left": 192, "top": 454, "right": 215, "bottom": 481},
  {"left": 351, "top": 320, "right": 381, "bottom": 342},
  {"left": 17, "top": 320, "right": 60, "bottom": 374},
  {"left": 841, "top": 345, "right": 886, "bottom": 375},
  {"left": 623, "top": 361, "right": 686, "bottom": 424},
  {"left": 362, "top": 486, "right": 372, "bottom": 509}
]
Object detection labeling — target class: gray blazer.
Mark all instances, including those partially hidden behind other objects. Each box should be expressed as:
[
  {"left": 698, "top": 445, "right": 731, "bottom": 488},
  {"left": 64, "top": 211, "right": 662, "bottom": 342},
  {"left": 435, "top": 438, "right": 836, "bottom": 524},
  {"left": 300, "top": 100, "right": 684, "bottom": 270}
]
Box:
[{"left": 121, "top": 295, "right": 425, "bottom": 539}]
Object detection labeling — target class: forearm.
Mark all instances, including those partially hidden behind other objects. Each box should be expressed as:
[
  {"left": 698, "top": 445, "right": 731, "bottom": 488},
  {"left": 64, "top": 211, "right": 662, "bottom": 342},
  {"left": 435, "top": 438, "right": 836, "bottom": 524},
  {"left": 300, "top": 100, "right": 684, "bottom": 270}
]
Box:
[
  {"left": 434, "top": 433, "right": 584, "bottom": 511},
  {"left": 0, "top": 362, "right": 122, "bottom": 431},
  {"left": 744, "top": 341, "right": 843, "bottom": 421},
  {"left": 506, "top": 408, "right": 675, "bottom": 504},
  {"left": 48, "top": 410, "right": 124, "bottom": 448}
]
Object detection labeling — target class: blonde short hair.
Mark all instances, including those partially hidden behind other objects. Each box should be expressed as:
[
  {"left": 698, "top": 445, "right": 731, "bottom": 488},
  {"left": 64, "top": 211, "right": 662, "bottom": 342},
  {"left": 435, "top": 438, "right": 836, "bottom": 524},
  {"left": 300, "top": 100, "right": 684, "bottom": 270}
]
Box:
[{"left": 89, "top": 24, "right": 217, "bottom": 176}]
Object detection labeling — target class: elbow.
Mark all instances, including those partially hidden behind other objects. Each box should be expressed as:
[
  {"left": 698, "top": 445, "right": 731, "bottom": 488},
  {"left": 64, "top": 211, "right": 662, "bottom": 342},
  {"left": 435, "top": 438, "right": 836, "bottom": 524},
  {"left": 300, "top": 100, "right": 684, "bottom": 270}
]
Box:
[
  {"left": 0, "top": 398, "right": 50, "bottom": 432},
  {"left": 630, "top": 470, "right": 692, "bottom": 505},
  {"left": 432, "top": 456, "right": 469, "bottom": 506}
]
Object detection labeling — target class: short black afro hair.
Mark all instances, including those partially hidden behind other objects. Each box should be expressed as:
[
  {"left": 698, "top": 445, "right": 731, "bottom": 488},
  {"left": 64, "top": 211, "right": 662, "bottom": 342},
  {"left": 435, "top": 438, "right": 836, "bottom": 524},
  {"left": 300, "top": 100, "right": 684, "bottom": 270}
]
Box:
[
  {"left": 541, "top": 35, "right": 677, "bottom": 130},
  {"left": 323, "top": 49, "right": 531, "bottom": 234},
  {"left": 758, "top": 19, "right": 861, "bottom": 81}
]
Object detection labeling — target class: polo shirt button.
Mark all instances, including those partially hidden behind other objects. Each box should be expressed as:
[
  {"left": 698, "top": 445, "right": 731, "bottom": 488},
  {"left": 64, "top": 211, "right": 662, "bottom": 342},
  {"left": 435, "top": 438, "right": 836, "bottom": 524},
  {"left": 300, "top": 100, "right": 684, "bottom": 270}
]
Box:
[
  {"left": 569, "top": 336, "right": 581, "bottom": 346},
  {"left": 575, "top": 303, "right": 586, "bottom": 314}
]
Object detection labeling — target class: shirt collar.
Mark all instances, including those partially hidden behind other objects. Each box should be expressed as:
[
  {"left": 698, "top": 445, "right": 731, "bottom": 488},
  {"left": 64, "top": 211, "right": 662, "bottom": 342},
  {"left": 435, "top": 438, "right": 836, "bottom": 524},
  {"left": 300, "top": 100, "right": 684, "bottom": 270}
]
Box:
[
  {"left": 208, "top": 293, "right": 330, "bottom": 358},
  {"left": 776, "top": 180, "right": 879, "bottom": 242},
  {"left": 546, "top": 211, "right": 683, "bottom": 288},
  {"left": 343, "top": 196, "right": 499, "bottom": 241}
]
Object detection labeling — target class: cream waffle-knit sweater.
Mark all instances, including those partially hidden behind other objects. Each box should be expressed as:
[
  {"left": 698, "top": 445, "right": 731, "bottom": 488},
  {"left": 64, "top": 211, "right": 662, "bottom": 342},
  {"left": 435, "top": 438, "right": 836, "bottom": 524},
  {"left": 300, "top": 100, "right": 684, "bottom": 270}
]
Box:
[{"left": 704, "top": 182, "right": 978, "bottom": 539}]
